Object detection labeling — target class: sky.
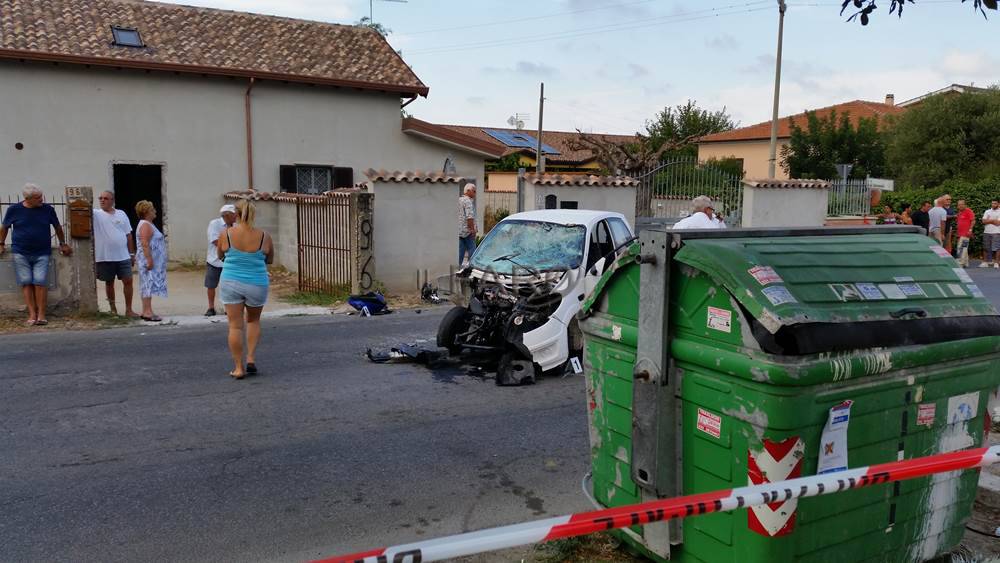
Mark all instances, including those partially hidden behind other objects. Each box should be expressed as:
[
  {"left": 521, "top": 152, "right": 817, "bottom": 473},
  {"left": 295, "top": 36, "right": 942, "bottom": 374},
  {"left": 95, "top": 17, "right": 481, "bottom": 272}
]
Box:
[{"left": 160, "top": 0, "right": 998, "bottom": 135}]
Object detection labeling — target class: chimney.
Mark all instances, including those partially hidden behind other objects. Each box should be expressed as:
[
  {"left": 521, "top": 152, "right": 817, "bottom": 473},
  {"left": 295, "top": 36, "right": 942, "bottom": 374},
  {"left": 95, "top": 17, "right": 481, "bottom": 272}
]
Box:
[{"left": 885, "top": 94, "right": 895, "bottom": 106}]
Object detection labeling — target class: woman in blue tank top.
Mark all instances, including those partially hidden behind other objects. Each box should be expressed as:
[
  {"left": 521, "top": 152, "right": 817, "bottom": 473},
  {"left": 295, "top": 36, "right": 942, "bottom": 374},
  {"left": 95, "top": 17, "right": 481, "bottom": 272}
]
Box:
[{"left": 217, "top": 199, "right": 273, "bottom": 379}]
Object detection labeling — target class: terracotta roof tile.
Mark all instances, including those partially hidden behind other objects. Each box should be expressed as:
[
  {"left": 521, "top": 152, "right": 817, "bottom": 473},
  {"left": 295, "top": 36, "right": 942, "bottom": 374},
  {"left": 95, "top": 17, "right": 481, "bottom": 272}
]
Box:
[
  {"left": 743, "top": 179, "right": 831, "bottom": 189},
  {"left": 524, "top": 173, "right": 638, "bottom": 187},
  {"left": 436, "top": 124, "right": 637, "bottom": 164},
  {"left": 364, "top": 169, "right": 468, "bottom": 184},
  {"left": 698, "top": 100, "right": 905, "bottom": 143},
  {"left": 0, "top": 0, "right": 428, "bottom": 95}
]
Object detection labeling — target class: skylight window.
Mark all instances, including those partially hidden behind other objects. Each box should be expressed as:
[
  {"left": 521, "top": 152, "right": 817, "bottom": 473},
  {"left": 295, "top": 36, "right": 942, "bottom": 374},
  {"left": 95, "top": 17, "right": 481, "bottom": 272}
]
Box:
[{"left": 111, "top": 26, "right": 144, "bottom": 48}]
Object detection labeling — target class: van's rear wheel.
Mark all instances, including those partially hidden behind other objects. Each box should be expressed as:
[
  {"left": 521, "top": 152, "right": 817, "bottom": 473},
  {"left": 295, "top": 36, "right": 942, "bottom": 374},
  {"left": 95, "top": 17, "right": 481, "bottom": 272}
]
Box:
[{"left": 437, "top": 306, "right": 470, "bottom": 356}]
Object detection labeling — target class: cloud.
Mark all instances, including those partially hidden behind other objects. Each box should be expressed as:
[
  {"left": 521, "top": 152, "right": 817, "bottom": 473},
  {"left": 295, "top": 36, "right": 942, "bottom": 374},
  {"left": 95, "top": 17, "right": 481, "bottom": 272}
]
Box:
[
  {"left": 705, "top": 34, "right": 739, "bottom": 51},
  {"left": 466, "top": 96, "right": 487, "bottom": 106},
  {"left": 628, "top": 63, "right": 649, "bottom": 79},
  {"left": 484, "top": 61, "right": 559, "bottom": 78},
  {"left": 565, "top": 0, "right": 651, "bottom": 17}
]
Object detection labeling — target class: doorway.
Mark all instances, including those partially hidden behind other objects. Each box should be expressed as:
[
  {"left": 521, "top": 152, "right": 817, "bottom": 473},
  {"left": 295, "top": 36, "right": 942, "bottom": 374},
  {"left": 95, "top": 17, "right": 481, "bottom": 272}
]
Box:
[{"left": 112, "top": 164, "right": 163, "bottom": 232}]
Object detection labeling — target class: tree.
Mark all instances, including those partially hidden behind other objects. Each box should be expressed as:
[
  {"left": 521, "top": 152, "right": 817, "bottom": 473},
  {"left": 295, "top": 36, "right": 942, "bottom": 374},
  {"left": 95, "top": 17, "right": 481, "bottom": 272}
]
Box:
[
  {"left": 779, "top": 109, "right": 886, "bottom": 179},
  {"left": 355, "top": 16, "right": 391, "bottom": 37},
  {"left": 567, "top": 100, "right": 735, "bottom": 173},
  {"left": 842, "top": 0, "right": 995, "bottom": 25},
  {"left": 885, "top": 87, "right": 1000, "bottom": 187}
]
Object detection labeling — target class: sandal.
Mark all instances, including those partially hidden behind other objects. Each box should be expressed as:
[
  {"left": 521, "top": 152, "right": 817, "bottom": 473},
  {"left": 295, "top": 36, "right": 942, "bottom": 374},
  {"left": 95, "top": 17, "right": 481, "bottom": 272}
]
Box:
[
  {"left": 246, "top": 363, "right": 258, "bottom": 375},
  {"left": 229, "top": 370, "right": 245, "bottom": 380},
  {"left": 25, "top": 319, "right": 36, "bottom": 326},
  {"left": 140, "top": 315, "right": 162, "bottom": 322},
  {"left": 34, "top": 319, "right": 48, "bottom": 326}
]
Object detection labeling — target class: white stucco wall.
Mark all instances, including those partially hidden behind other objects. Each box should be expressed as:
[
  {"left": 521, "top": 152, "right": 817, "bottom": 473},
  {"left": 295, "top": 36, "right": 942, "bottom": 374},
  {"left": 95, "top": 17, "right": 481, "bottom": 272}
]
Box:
[
  {"left": 742, "top": 186, "right": 829, "bottom": 227},
  {"left": 525, "top": 184, "right": 637, "bottom": 229},
  {"left": 369, "top": 181, "right": 458, "bottom": 292},
  {"left": 0, "top": 61, "right": 484, "bottom": 262}
]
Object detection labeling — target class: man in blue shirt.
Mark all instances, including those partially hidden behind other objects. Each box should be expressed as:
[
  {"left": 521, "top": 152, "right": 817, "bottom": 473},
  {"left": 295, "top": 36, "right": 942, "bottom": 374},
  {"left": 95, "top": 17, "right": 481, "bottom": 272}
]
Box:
[{"left": 0, "top": 184, "right": 72, "bottom": 326}]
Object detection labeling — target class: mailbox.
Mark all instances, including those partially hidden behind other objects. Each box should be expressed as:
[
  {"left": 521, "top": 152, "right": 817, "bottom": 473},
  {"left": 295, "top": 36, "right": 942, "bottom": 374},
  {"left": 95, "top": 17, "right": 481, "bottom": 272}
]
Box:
[{"left": 65, "top": 186, "right": 94, "bottom": 239}]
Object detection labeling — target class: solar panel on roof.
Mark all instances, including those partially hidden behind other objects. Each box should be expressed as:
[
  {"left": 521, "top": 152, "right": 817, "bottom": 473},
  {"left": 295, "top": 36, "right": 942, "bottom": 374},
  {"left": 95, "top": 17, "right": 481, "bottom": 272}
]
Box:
[{"left": 483, "top": 129, "right": 561, "bottom": 155}]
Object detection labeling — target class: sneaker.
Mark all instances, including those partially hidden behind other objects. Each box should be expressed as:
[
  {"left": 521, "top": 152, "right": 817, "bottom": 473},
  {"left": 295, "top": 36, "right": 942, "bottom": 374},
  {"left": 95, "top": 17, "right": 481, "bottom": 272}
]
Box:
[
  {"left": 204, "top": 308, "right": 217, "bottom": 316},
  {"left": 980, "top": 262, "right": 990, "bottom": 268}
]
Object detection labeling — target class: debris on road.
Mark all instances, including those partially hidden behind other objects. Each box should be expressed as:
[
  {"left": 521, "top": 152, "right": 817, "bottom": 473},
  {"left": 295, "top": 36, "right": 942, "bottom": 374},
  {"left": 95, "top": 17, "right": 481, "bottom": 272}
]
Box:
[
  {"left": 366, "top": 343, "right": 445, "bottom": 366},
  {"left": 348, "top": 292, "right": 392, "bottom": 316}
]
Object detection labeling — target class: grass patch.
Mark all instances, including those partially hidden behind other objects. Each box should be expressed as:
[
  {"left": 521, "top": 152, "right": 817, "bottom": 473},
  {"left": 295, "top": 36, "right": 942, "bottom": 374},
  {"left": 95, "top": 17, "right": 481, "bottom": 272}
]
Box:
[
  {"left": 167, "top": 255, "right": 205, "bottom": 272},
  {"left": 535, "top": 532, "right": 635, "bottom": 563},
  {"left": 282, "top": 285, "right": 351, "bottom": 307},
  {"left": 83, "top": 311, "right": 137, "bottom": 327}
]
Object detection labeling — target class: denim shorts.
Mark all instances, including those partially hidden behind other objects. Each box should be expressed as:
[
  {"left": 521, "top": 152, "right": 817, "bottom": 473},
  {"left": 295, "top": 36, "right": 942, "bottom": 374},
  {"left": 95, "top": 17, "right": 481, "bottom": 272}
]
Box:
[
  {"left": 13, "top": 253, "right": 50, "bottom": 287},
  {"left": 219, "top": 279, "right": 268, "bottom": 307},
  {"left": 204, "top": 264, "right": 223, "bottom": 289}
]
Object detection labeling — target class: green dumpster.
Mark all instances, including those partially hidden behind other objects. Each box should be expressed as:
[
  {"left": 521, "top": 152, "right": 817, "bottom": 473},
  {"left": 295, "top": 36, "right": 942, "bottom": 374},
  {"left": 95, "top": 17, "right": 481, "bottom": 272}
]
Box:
[{"left": 578, "top": 226, "right": 1000, "bottom": 563}]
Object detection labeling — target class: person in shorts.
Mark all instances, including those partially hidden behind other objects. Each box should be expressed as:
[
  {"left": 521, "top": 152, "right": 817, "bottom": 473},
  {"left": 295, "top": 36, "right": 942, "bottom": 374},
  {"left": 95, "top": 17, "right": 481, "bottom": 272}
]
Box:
[
  {"left": 93, "top": 191, "right": 137, "bottom": 317},
  {"left": 205, "top": 204, "right": 237, "bottom": 316},
  {"left": 982, "top": 200, "right": 1000, "bottom": 269},
  {"left": 954, "top": 199, "right": 975, "bottom": 267},
  {"left": 0, "top": 183, "right": 72, "bottom": 326}
]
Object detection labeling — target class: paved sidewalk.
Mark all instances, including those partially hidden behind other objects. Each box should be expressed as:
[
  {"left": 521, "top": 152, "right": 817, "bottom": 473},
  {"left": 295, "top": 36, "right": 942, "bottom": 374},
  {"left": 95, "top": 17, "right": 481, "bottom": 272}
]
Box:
[{"left": 98, "top": 270, "right": 328, "bottom": 326}]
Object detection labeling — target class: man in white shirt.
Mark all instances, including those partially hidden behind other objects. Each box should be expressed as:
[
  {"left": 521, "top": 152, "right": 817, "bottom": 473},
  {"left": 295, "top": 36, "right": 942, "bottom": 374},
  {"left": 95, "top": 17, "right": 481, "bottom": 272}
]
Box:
[
  {"left": 672, "top": 195, "right": 727, "bottom": 230},
  {"left": 205, "top": 204, "right": 238, "bottom": 316},
  {"left": 927, "top": 194, "right": 950, "bottom": 244},
  {"left": 981, "top": 199, "right": 1000, "bottom": 269},
  {"left": 93, "top": 191, "right": 137, "bottom": 317}
]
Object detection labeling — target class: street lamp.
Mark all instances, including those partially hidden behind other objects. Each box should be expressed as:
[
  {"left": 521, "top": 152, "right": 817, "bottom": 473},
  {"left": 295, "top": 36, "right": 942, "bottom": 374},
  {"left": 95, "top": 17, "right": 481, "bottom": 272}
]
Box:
[{"left": 767, "top": 0, "right": 787, "bottom": 179}]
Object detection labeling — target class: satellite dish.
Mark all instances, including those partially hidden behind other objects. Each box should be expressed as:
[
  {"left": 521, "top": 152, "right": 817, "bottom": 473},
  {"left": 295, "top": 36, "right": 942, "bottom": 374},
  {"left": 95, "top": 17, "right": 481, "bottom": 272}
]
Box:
[{"left": 507, "top": 116, "right": 517, "bottom": 126}]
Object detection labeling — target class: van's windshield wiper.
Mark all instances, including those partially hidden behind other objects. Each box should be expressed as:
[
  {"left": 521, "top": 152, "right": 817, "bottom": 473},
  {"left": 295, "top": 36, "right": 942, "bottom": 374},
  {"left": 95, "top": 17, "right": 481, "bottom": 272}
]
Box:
[{"left": 492, "top": 252, "right": 540, "bottom": 277}]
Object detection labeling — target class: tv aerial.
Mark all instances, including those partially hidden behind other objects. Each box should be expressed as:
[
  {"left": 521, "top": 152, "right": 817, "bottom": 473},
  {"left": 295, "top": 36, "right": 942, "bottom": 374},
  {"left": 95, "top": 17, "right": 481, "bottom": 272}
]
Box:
[{"left": 506, "top": 113, "right": 530, "bottom": 130}]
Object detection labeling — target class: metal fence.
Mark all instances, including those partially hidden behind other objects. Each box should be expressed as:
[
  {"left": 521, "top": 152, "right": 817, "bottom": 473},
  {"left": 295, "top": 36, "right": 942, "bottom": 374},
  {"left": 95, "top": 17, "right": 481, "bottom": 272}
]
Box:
[
  {"left": 635, "top": 156, "right": 744, "bottom": 227},
  {"left": 0, "top": 195, "right": 68, "bottom": 248},
  {"left": 480, "top": 191, "right": 517, "bottom": 233},
  {"left": 827, "top": 179, "right": 872, "bottom": 217},
  {"left": 296, "top": 193, "right": 354, "bottom": 294}
]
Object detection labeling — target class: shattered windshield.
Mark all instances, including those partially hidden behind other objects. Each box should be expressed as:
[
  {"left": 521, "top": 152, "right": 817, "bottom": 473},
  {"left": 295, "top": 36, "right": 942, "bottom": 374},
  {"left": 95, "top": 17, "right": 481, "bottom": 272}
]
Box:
[{"left": 470, "top": 220, "right": 586, "bottom": 275}]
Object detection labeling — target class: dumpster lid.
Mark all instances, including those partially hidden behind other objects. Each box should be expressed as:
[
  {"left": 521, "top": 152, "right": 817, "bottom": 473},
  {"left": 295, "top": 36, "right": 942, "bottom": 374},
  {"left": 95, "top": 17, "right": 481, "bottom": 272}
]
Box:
[{"left": 674, "top": 232, "right": 1000, "bottom": 345}]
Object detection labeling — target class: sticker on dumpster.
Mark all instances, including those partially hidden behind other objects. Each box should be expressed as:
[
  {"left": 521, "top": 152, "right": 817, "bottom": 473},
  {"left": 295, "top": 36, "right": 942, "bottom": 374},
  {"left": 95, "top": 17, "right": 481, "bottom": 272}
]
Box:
[
  {"left": 829, "top": 283, "right": 863, "bottom": 302},
  {"left": 946, "top": 283, "right": 967, "bottom": 297},
  {"left": 879, "top": 283, "right": 907, "bottom": 300},
  {"left": 761, "top": 285, "right": 797, "bottom": 306},
  {"left": 894, "top": 276, "right": 915, "bottom": 283},
  {"left": 917, "top": 403, "right": 936, "bottom": 427},
  {"left": 953, "top": 268, "right": 974, "bottom": 284},
  {"left": 818, "top": 400, "right": 852, "bottom": 474},
  {"left": 696, "top": 408, "right": 722, "bottom": 439},
  {"left": 611, "top": 324, "right": 622, "bottom": 341},
  {"left": 748, "top": 265, "right": 783, "bottom": 286},
  {"left": 930, "top": 245, "right": 952, "bottom": 258},
  {"left": 967, "top": 284, "right": 984, "bottom": 298},
  {"left": 707, "top": 307, "right": 732, "bottom": 333},
  {"left": 898, "top": 283, "right": 925, "bottom": 298},
  {"left": 747, "top": 437, "right": 804, "bottom": 537},
  {"left": 855, "top": 283, "right": 884, "bottom": 300},
  {"left": 947, "top": 392, "right": 979, "bottom": 424}
]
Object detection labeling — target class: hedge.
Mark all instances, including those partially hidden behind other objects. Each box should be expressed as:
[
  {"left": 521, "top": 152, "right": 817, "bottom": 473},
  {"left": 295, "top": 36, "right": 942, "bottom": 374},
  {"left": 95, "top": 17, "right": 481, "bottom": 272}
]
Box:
[{"left": 881, "top": 176, "right": 1000, "bottom": 254}]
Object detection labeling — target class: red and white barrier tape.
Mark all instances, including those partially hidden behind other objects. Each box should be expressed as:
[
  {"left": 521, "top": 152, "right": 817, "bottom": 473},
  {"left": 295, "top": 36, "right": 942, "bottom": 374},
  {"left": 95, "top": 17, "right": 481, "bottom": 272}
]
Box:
[{"left": 315, "top": 445, "right": 999, "bottom": 563}]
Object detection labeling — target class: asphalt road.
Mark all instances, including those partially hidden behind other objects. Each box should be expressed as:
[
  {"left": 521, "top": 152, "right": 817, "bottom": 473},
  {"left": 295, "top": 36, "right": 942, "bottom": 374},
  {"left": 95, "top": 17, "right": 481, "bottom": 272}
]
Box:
[
  {"left": 0, "top": 309, "right": 593, "bottom": 562},
  {"left": 4, "top": 267, "right": 999, "bottom": 562}
]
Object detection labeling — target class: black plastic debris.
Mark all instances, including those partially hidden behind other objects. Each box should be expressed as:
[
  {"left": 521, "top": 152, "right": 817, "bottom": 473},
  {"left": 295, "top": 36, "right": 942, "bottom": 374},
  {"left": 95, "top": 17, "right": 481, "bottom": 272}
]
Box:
[
  {"left": 421, "top": 282, "right": 442, "bottom": 304},
  {"left": 366, "top": 343, "right": 445, "bottom": 366}
]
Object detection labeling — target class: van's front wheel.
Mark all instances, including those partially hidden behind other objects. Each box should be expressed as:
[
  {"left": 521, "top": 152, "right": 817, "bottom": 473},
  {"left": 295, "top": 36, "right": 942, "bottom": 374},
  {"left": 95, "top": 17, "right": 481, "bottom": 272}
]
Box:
[{"left": 437, "top": 306, "right": 470, "bottom": 356}]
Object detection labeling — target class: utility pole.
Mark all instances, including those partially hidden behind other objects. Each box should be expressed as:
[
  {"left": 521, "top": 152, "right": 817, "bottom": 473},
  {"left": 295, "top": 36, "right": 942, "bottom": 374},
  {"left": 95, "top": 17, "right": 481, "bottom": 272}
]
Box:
[
  {"left": 536, "top": 82, "right": 546, "bottom": 174},
  {"left": 767, "top": 0, "right": 787, "bottom": 179}
]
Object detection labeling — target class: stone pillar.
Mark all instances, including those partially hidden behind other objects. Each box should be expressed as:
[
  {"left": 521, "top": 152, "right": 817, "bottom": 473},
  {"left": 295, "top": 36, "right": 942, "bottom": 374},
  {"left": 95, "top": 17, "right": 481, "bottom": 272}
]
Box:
[
  {"left": 350, "top": 192, "right": 374, "bottom": 294},
  {"left": 65, "top": 186, "right": 98, "bottom": 314},
  {"left": 741, "top": 179, "right": 831, "bottom": 228}
]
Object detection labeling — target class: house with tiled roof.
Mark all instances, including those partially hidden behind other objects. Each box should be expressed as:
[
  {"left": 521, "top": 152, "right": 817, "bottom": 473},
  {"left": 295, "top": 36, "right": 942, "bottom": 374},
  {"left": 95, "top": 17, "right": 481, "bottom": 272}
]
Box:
[
  {"left": 697, "top": 96, "right": 905, "bottom": 180},
  {"left": 0, "top": 0, "right": 495, "bottom": 261}
]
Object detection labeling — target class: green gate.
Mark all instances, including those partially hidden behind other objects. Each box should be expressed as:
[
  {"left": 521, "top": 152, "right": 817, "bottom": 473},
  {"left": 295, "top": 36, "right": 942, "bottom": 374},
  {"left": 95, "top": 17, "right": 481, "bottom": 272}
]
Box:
[{"left": 635, "top": 156, "right": 744, "bottom": 226}]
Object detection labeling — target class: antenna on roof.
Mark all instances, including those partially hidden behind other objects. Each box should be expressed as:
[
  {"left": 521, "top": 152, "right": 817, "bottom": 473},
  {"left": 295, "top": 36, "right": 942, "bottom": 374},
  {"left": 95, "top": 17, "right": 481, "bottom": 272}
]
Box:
[{"left": 506, "top": 113, "right": 530, "bottom": 130}]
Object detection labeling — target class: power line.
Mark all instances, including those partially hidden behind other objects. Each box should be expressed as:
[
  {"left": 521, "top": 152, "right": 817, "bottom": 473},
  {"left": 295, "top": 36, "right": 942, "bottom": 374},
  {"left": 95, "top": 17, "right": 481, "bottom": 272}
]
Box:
[
  {"left": 394, "top": 0, "right": 658, "bottom": 37},
  {"left": 405, "top": 2, "right": 773, "bottom": 57}
]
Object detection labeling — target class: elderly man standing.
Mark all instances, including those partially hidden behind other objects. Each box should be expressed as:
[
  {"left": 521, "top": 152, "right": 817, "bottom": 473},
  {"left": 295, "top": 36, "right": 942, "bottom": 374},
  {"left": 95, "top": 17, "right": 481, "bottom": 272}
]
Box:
[
  {"left": 94, "top": 190, "right": 137, "bottom": 317},
  {"left": 672, "top": 195, "right": 727, "bottom": 230},
  {"left": 205, "top": 204, "right": 237, "bottom": 316},
  {"left": 458, "top": 183, "right": 477, "bottom": 266},
  {"left": 928, "top": 194, "right": 951, "bottom": 244},
  {"left": 0, "top": 184, "right": 72, "bottom": 326}
]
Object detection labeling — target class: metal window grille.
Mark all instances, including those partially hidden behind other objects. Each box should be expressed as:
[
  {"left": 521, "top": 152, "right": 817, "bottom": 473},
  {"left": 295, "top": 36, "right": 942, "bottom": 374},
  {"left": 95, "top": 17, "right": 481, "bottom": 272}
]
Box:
[{"left": 296, "top": 167, "right": 332, "bottom": 194}]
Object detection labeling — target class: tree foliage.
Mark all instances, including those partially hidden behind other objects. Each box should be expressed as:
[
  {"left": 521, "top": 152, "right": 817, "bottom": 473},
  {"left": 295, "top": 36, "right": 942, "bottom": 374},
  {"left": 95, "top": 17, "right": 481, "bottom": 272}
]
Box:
[
  {"left": 355, "top": 16, "right": 391, "bottom": 37},
  {"left": 567, "top": 100, "right": 735, "bottom": 173},
  {"left": 842, "top": 0, "right": 996, "bottom": 25},
  {"left": 779, "top": 109, "right": 885, "bottom": 179},
  {"left": 885, "top": 88, "right": 1000, "bottom": 188}
]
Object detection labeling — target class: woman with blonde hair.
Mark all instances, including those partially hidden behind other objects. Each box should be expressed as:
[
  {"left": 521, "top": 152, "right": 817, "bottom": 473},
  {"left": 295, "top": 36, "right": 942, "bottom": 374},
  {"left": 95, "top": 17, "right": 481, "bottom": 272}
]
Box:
[
  {"left": 217, "top": 198, "right": 273, "bottom": 379},
  {"left": 135, "top": 200, "right": 167, "bottom": 321}
]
